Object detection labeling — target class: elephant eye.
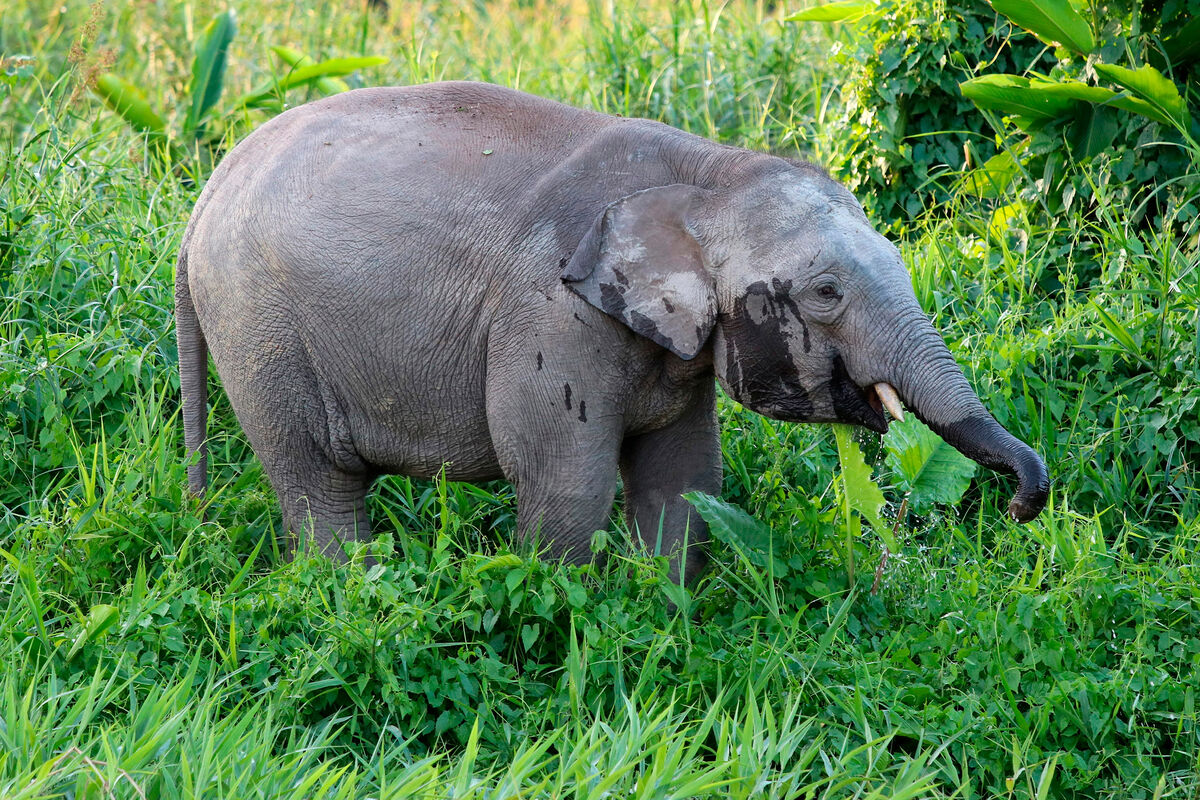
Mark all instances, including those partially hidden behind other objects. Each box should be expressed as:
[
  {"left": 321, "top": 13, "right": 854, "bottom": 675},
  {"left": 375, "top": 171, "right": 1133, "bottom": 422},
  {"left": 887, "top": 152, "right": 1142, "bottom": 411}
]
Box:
[{"left": 815, "top": 280, "right": 843, "bottom": 301}]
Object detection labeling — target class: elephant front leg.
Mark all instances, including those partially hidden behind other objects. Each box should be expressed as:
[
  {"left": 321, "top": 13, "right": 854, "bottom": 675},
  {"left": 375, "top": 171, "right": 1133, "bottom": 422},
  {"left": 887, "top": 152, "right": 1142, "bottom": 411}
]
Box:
[
  {"left": 488, "top": 398, "right": 623, "bottom": 565},
  {"left": 620, "top": 383, "right": 722, "bottom": 585},
  {"left": 513, "top": 458, "right": 621, "bottom": 564}
]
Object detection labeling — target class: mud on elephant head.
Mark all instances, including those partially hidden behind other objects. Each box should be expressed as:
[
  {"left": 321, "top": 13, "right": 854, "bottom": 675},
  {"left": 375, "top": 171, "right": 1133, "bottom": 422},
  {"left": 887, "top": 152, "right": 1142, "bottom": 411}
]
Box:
[{"left": 562, "top": 164, "right": 1049, "bottom": 523}]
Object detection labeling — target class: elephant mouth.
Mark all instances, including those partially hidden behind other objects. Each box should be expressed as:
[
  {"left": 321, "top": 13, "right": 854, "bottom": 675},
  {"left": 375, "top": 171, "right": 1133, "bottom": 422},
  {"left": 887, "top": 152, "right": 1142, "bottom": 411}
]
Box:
[{"left": 830, "top": 356, "right": 891, "bottom": 434}]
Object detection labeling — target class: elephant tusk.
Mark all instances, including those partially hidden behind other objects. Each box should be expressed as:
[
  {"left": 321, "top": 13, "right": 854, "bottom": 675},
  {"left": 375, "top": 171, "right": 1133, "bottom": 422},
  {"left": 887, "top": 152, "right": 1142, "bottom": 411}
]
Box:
[{"left": 875, "top": 382, "right": 904, "bottom": 422}]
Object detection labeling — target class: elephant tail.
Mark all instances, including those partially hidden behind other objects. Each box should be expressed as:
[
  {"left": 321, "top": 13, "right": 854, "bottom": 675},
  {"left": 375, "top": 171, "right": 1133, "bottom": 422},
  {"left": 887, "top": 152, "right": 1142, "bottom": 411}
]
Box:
[{"left": 175, "top": 247, "right": 209, "bottom": 498}]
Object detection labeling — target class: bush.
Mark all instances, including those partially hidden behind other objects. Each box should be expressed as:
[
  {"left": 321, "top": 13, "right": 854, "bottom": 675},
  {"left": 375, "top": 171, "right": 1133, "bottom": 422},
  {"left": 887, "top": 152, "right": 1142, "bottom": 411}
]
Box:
[{"left": 812, "top": 0, "right": 1051, "bottom": 225}]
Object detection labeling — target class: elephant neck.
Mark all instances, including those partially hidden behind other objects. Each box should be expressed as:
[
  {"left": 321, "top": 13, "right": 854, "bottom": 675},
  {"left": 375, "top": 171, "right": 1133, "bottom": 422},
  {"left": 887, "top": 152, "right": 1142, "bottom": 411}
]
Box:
[{"left": 623, "top": 338, "right": 716, "bottom": 434}]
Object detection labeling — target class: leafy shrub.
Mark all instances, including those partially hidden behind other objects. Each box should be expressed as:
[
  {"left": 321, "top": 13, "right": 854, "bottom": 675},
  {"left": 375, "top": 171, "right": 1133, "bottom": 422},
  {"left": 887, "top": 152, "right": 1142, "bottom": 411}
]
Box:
[
  {"left": 795, "top": 0, "right": 1052, "bottom": 225},
  {"left": 957, "top": 0, "right": 1199, "bottom": 243}
]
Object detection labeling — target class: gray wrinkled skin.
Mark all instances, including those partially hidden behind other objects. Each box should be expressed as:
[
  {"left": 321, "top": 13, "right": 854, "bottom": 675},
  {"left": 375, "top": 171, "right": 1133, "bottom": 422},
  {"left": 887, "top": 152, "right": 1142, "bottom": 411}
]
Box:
[{"left": 177, "top": 82, "right": 1047, "bottom": 584}]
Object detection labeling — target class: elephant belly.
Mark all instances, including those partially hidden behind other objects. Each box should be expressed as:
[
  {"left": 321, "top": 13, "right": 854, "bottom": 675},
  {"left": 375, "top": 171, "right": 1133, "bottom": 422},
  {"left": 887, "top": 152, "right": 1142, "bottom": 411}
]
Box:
[
  {"left": 350, "top": 390, "right": 504, "bottom": 482},
  {"left": 315, "top": 325, "right": 505, "bottom": 482}
]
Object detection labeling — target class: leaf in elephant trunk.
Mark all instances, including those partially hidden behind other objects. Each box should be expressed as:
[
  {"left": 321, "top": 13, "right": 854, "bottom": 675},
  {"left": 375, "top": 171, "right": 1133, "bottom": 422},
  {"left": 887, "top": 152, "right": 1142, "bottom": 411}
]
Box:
[
  {"left": 884, "top": 417, "right": 977, "bottom": 514},
  {"left": 832, "top": 424, "right": 893, "bottom": 550}
]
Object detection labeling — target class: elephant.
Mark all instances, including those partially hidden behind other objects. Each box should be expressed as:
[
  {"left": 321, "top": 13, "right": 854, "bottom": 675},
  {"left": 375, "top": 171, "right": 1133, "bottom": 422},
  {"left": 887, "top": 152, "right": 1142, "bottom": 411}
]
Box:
[{"left": 176, "top": 81, "right": 1048, "bottom": 583}]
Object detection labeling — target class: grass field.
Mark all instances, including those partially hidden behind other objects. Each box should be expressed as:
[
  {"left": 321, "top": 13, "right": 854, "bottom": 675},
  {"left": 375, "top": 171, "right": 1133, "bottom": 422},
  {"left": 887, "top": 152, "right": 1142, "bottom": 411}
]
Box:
[{"left": 2, "top": 0, "right": 1198, "bottom": 797}]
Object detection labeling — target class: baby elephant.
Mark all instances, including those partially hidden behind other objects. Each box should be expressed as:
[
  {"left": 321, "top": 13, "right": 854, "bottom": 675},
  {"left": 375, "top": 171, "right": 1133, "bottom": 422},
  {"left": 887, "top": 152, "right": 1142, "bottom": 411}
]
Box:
[{"left": 176, "top": 81, "right": 1048, "bottom": 582}]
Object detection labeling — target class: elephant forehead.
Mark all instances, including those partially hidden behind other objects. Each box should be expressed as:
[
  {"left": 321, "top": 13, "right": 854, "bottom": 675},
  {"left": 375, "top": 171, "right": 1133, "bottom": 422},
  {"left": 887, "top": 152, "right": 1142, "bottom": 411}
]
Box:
[{"left": 777, "top": 172, "right": 834, "bottom": 208}]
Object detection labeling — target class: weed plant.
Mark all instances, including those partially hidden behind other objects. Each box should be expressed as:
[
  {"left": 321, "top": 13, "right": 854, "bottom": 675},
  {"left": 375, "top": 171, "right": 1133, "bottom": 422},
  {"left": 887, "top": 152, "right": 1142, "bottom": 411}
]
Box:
[{"left": 2, "top": 0, "right": 1198, "bottom": 797}]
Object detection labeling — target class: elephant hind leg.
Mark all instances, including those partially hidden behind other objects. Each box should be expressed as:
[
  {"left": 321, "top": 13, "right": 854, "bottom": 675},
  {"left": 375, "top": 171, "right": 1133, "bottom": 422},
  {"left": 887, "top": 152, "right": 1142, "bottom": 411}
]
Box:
[
  {"left": 276, "top": 465, "right": 373, "bottom": 561},
  {"left": 246, "top": 421, "right": 374, "bottom": 562}
]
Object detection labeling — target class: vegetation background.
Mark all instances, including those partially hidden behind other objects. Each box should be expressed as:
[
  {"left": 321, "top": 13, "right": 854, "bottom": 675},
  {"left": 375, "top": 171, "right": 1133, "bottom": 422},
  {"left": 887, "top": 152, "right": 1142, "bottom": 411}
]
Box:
[{"left": 1, "top": 0, "right": 1197, "bottom": 796}]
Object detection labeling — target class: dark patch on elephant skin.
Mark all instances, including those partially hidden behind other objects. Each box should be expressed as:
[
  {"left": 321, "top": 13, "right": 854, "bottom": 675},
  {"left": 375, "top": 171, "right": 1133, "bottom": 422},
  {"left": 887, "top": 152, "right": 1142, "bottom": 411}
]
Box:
[
  {"left": 663, "top": 297, "right": 675, "bottom": 313},
  {"left": 578, "top": 401, "right": 587, "bottom": 423},
  {"left": 564, "top": 383, "right": 572, "bottom": 410},
  {"left": 559, "top": 257, "right": 567, "bottom": 268},
  {"left": 599, "top": 282, "right": 628, "bottom": 317},
  {"left": 536, "top": 352, "right": 543, "bottom": 371},
  {"left": 611, "top": 267, "right": 630, "bottom": 288},
  {"left": 770, "top": 278, "right": 810, "bottom": 353},
  {"left": 721, "top": 281, "right": 814, "bottom": 421},
  {"left": 628, "top": 308, "right": 674, "bottom": 352},
  {"left": 830, "top": 356, "right": 888, "bottom": 433}
]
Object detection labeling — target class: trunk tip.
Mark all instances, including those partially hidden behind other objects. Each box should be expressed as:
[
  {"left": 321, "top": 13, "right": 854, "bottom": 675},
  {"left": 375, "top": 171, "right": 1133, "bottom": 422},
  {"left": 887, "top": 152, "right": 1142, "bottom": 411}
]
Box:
[{"left": 1007, "top": 456, "right": 1049, "bottom": 523}]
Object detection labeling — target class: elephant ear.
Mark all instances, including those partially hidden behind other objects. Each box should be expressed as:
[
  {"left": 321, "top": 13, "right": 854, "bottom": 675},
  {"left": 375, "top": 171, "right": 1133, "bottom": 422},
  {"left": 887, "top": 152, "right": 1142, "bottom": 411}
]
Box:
[{"left": 562, "top": 184, "right": 716, "bottom": 360}]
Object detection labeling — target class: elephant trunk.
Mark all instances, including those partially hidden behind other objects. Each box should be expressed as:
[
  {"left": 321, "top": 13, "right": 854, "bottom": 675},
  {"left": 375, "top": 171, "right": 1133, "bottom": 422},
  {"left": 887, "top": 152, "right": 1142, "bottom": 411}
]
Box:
[{"left": 880, "top": 316, "right": 1049, "bottom": 522}]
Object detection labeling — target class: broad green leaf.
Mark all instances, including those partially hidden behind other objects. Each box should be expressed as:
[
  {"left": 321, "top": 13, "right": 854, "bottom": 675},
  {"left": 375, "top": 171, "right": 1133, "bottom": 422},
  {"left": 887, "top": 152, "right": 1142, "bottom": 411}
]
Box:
[
  {"left": 884, "top": 418, "right": 976, "bottom": 513},
  {"left": 962, "top": 73, "right": 1183, "bottom": 132},
  {"left": 271, "top": 45, "right": 354, "bottom": 96},
  {"left": 1070, "top": 102, "right": 1118, "bottom": 160},
  {"left": 184, "top": 10, "right": 237, "bottom": 135},
  {"left": 520, "top": 623, "right": 539, "bottom": 650},
  {"left": 960, "top": 74, "right": 1077, "bottom": 124},
  {"left": 785, "top": 1, "right": 875, "bottom": 23},
  {"left": 1016, "top": 77, "right": 1171, "bottom": 124},
  {"left": 234, "top": 55, "right": 389, "bottom": 110},
  {"left": 832, "top": 425, "right": 889, "bottom": 545},
  {"left": 272, "top": 45, "right": 307, "bottom": 65},
  {"left": 989, "top": 0, "right": 1094, "bottom": 54},
  {"left": 683, "top": 492, "right": 786, "bottom": 574},
  {"left": 473, "top": 553, "right": 523, "bottom": 575},
  {"left": 93, "top": 73, "right": 167, "bottom": 133},
  {"left": 957, "top": 146, "right": 1025, "bottom": 198},
  {"left": 1095, "top": 63, "right": 1190, "bottom": 129},
  {"left": 272, "top": 56, "right": 388, "bottom": 90},
  {"left": 1164, "top": 16, "right": 1200, "bottom": 66}
]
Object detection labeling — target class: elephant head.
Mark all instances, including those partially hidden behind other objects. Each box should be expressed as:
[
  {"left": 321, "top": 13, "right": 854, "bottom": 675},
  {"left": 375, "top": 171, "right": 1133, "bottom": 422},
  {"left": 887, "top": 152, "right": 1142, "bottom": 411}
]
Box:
[{"left": 562, "top": 161, "right": 1049, "bottom": 522}]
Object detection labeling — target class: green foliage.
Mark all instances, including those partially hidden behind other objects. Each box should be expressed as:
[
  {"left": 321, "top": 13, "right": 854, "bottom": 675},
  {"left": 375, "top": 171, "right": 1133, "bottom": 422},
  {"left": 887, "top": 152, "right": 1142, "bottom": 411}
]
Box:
[
  {"left": 91, "top": 9, "right": 388, "bottom": 169},
  {"left": 791, "top": 0, "right": 1053, "bottom": 224},
  {"left": 959, "top": 1, "right": 1196, "bottom": 155},
  {"left": 685, "top": 490, "right": 786, "bottom": 574}
]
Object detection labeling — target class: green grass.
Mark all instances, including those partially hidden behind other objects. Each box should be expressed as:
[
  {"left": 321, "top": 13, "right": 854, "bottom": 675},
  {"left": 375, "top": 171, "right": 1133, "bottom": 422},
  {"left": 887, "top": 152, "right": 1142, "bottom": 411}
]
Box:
[{"left": 2, "top": 0, "right": 1199, "bottom": 797}]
